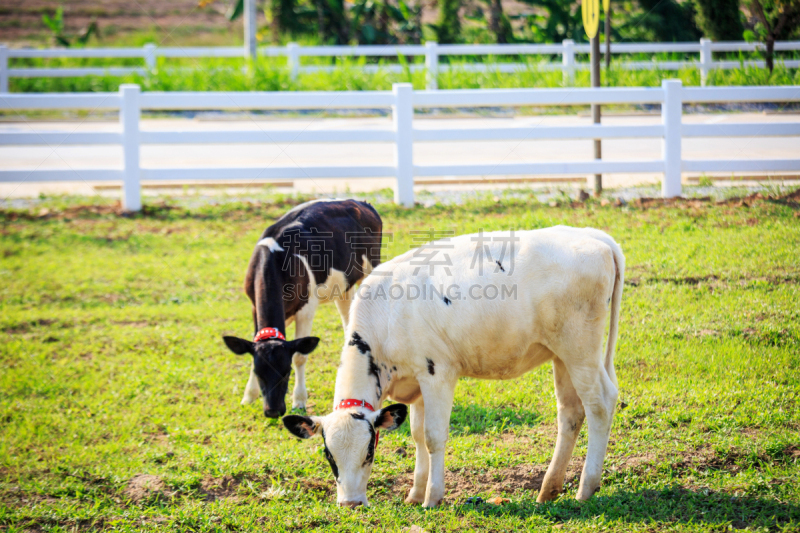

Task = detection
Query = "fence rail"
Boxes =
[2,39,800,91]
[1,81,799,210]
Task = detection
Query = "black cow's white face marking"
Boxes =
[283,403,408,507]
[222,335,319,418]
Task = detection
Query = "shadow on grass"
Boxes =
[460,486,800,529]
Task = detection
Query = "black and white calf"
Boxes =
[284,226,624,507]
[223,199,382,418]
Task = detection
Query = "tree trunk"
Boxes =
[436,0,461,44]
[317,0,325,42]
[379,6,390,45]
[605,5,611,70]
[765,34,774,73]
[489,0,507,44]
[413,1,422,44]
[271,2,281,43]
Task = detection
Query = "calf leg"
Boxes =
[334,288,354,330]
[418,374,457,508]
[241,366,261,405]
[405,397,429,505]
[241,306,262,405]
[565,357,618,501]
[538,357,586,502]
[291,298,319,410]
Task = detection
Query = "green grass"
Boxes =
[1,194,799,531]
[8,53,800,93]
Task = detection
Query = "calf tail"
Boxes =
[605,240,625,384]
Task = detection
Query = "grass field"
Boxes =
[1,193,799,532]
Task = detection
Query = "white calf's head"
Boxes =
[283,404,407,507]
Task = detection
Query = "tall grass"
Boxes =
[8,54,800,93]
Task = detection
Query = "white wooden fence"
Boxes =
[2,39,800,91]
[1,81,799,211]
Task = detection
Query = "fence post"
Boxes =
[120,84,142,212]
[393,83,414,207]
[144,43,157,70]
[243,0,257,59]
[425,41,439,91]
[699,38,712,87]
[661,79,682,198]
[0,45,8,93]
[287,42,300,81]
[562,39,575,85]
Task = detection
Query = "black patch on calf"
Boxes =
[443,296,452,306]
[349,332,371,354]
[321,430,339,481]
[367,354,382,398]
[363,424,376,466]
[350,412,366,421]
[496,260,505,272]
[426,358,435,375]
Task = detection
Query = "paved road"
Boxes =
[1,112,799,200]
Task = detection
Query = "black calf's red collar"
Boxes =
[254,328,285,343]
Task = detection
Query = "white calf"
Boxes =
[284,226,624,507]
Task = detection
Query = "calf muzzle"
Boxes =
[264,407,286,418]
[338,500,364,508]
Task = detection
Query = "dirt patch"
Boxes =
[641,274,799,288]
[631,196,713,210]
[3,318,58,334]
[111,320,153,327]
[612,443,800,479]
[718,189,800,209]
[199,475,240,502]
[0,201,181,221]
[0,196,313,223]
[384,463,569,503]
[0,0,233,43]
[606,189,800,211]
[695,329,719,337]
[290,478,336,497]
[124,474,170,503]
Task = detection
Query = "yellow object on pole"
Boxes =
[582,0,600,39]
[602,0,609,12]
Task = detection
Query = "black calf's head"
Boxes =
[223,335,320,418]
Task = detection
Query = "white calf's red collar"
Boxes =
[335,399,380,446]
[254,327,285,343]
[335,399,375,412]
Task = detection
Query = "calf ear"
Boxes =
[283,415,322,439]
[223,336,254,355]
[372,403,408,432]
[291,336,320,355]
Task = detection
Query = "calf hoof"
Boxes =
[422,498,442,508]
[536,488,562,503]
[241,396,258,406]
[292,399,307,410]
[404,494,424,505]
[575,485,600,501]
